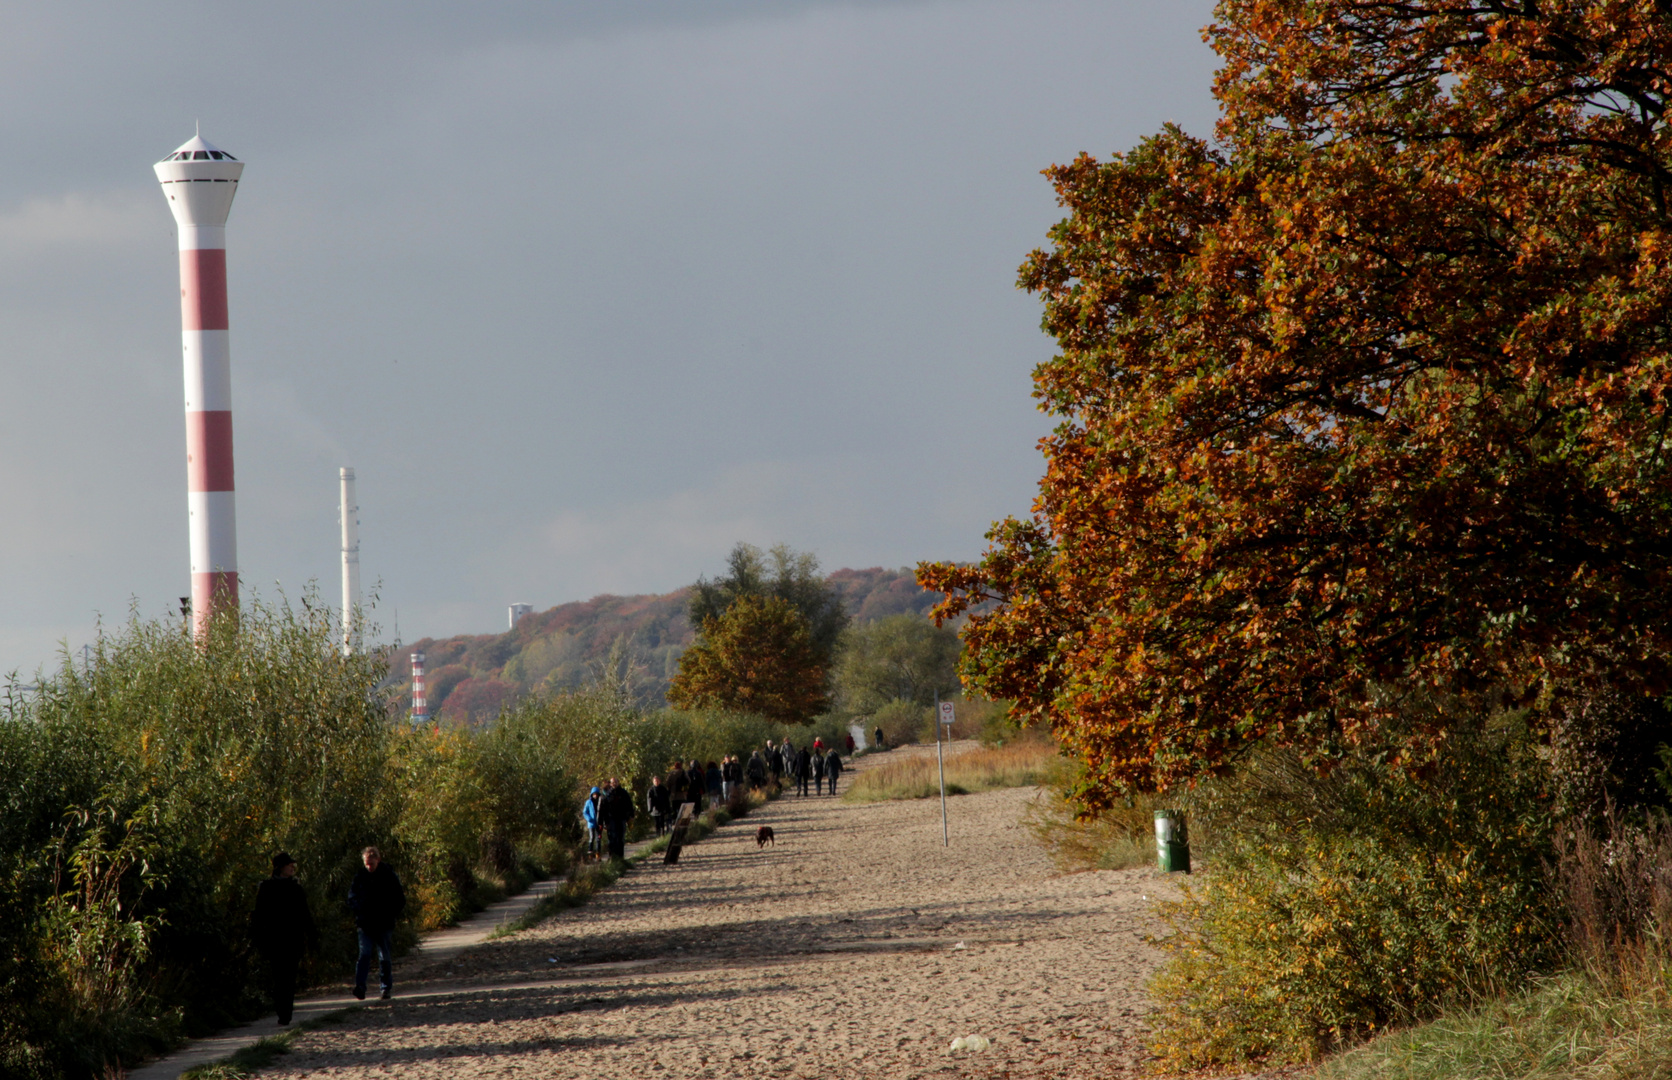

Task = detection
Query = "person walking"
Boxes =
[706,760,723,805]
[813,747,827,795]
[682,760,702,812]
[746,749,767,789]
[602,777,636,859]
[251,851,314,1025]
[668,762,689,808]
[647,774,671,836]
[845,731,856,755]
[765,741,781,784]
[582,785,604,861]
[795,745,812,797]
[874,725,886,750]
[826,750,843,795]
[348,846,405,1001]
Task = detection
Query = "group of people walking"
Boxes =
[756,737,844,797]
[582,778,639,860]
[246,729,860,1025]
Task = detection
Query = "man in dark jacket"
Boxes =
[602,777,636,859]
[251,851,314,1025]
[746,749,767,789]
[795,746,812,797]
[646,775,672,836]
[348,846,405,1000]
[826,751,844,796]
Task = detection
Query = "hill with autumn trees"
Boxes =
[389,566,940,723]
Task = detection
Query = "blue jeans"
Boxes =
[355,928,393,994]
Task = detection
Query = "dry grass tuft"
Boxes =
[842,741,1059,803]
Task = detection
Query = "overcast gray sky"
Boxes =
[0,0,1219,675]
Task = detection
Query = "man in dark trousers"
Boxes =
[348,845,405,1000]
[795,745,812,797]
[646,774,672,836]
[602,777,637,859]
[826,750,844,795]
[251,851,314,1025]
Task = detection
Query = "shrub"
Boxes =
[1149,719,1560,1069]
[1024,760,1158,872]
[0,600,832,1079]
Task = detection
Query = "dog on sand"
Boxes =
[756,825,775,848]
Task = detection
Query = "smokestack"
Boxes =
[155,133,244,638]
[411,651,428,723]
[340,467,360,653]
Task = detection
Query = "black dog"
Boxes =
[756,825,775,848]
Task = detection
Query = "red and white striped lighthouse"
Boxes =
[411,651,429,722]
[155,134,244,637]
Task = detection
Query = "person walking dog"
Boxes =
[251,852,314,1025]
[348,846,405,1001]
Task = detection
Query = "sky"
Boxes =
[0,0,1220,676]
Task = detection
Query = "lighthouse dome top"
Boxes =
[160,134,238,164]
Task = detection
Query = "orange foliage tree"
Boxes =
[921,0,1672,811]
[668,596,829,724]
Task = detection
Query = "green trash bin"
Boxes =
[1154,809,1191,873]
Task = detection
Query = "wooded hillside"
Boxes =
[389,566,938,722]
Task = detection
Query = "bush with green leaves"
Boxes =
[1150,717,1560,1070]
[0,597,834,1079]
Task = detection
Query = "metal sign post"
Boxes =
[937,697,955,846]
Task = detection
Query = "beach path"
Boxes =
[252,745,1171,1079]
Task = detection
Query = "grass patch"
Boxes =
[842,740,1059,803]
[1023,787,1159,872]
[178,1006,352,1080]
[495,858,628,936]
[1316,971,1672,1080]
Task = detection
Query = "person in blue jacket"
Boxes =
[582,786,604,861]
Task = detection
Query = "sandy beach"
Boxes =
[256,745,1176,1078]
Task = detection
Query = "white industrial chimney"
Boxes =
[340,467,360,653]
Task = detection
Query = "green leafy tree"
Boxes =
[834,614,962,716]
[668,596,829,723]
[690,543,848,668]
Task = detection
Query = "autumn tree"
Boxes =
[667,596,829,723]
[921,1,1672,812]
[690,543,848,668]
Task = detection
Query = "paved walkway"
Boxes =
[127,842,654,1080]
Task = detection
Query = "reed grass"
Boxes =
[841,741,1058,803]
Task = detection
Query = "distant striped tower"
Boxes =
[155,133,244,637]
[411,651,429,723]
